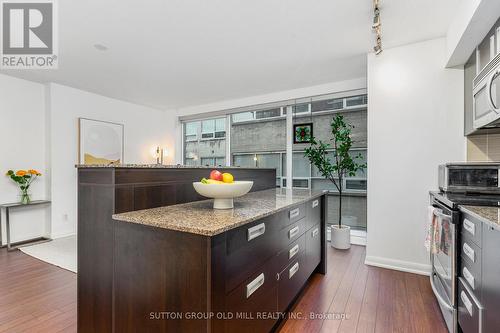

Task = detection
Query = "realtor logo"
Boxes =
[1,0,58,69]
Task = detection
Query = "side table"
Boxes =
[0,200,51,251]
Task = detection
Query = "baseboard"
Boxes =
[364,255,431,276]
[350,235,367,246]
[51,232,76,240]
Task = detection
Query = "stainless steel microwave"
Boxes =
[439,163,500,193]
[473,53,500,129]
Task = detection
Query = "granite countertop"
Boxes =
[112,188,326,236]
[75,164,273,169]
[460,205,500,230]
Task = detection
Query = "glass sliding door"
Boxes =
[180,93,368,235]
[230,108,286,187]
[290,94,368,232]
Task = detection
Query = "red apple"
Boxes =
[210,170,223,181]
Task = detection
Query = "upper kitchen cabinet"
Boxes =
[464,53,477,136]
[465,16,500,135]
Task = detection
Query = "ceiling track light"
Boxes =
[374,37,383,55]
[372,0,382,55]
[372,8,380,29]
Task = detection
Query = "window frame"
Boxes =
[180,93,367,193]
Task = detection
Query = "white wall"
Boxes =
[0,74,49,243]
[47,83,175,238]
[366,38,465,275]
[446,0,500,67]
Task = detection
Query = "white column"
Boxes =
[225,115,231,166]
[286,106,293,189]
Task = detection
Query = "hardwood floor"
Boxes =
[0,245,446,333]
[0,247,76,333]
[277,245,447,333]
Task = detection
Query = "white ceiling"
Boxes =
[2,0,459,110]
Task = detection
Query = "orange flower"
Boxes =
[16,170,27,176]
[28,169,41,175]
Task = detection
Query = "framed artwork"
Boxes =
[293,123,313,144]
[78,118,124,165]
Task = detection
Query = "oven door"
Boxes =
[430,205,457,333]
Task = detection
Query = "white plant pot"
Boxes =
[330,225,351,250]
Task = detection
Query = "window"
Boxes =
[312,98,343,112]
[291,103,310,115]
[233,154,255,168]
[231,107,286,186]
[200,157,226,167]
[257,153,282,187]
[255,108,281,119]
[183,117,226,167]
[346,95,368,107]
[201,118,226,139]
[231,107,286,123]
[311,94,367,113]
[232,112,254,123]
[181,92,367,231]
[185,122,199,141]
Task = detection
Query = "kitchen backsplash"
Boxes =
[467,133,500,161]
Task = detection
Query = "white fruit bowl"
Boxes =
[193,181,254,209]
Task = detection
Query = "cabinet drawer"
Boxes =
[305,224,321,276]
[306,197,321,230]
[275,232,305,274]
[225,212,283,292]
[225,257,278,333]
[461,235,482,280]
[280,216,307,249]
[458,278,484,333]
[461,212,482,248]
[277,253,308,312]
[285,203,306,227]
[460,257,481,296]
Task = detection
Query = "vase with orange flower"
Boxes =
[5,169,42,204]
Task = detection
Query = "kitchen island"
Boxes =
[111,188,327,333]
[77,165,277,333]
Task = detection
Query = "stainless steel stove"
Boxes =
[430,163,500,333]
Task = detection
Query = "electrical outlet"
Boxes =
[63,214,68,221]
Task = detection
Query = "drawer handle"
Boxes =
[312,227,319,238]
[290,208,300,219]
[247,223,265,241]
[289,262,299,279]
[463,219,475,236]
[460,291,473,316]
[289,244,300,259]
[289,226,300,239]
[463,267,475,289]
[246,273,265,298]
[312,200,319,208]
[463,243,475,263]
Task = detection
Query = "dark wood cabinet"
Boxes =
[77,166,276,333]
[277,253,308,312]
[109,195,327,333]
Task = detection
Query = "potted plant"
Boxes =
[304,115,366,249]
[5,169,42,204]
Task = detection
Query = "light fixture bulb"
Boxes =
[372,9,380,29]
